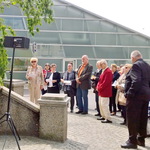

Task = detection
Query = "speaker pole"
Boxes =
[0,39,21,150]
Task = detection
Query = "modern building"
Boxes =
[1,0,150,80]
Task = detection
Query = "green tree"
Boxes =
[0,0,53,85]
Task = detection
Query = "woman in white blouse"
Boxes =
[46,63,61,93]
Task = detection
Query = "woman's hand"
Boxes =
[52,80,57,83]
[116,85,121,89]
[28,76,32,80]
[40,85,43,90]
[61,79,64,83]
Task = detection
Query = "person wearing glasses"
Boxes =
[26,57,44,104]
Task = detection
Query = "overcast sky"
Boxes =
[65,0,150,37]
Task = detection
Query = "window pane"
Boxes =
[64,46,94,58]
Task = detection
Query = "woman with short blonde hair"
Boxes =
[26,57,44,104]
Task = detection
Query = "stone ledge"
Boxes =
[3,79,26,87]
[38,98,70,106]
[41,93,68,100]
[0,86,39,113]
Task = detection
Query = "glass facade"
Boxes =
[1,0,150,80]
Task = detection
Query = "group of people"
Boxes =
[26,50,150,149]
[26,60,61,104]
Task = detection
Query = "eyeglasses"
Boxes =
[31,61,36,63]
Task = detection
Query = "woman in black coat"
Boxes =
[109,64,120,115]
[46,63,61,93]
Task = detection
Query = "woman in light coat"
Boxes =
[26,57,44,104]
[116,64,132,125]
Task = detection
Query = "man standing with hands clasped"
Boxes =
[121,50,150,149]
[76,55,93,115]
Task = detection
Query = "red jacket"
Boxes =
[97,67,113,97]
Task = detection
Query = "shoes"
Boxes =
[81,112,88,115]
[101,120,112,123]
[137,140,145,147]
[117,109,121,112]
[121,142,137,149]
[95,113,100,116]
[76,111,83,114]
[97,117,105,120]
[70,110,73,113]
[120,122,126,125]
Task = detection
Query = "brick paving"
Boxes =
[0,89,150,150]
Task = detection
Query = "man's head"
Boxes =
[82,55,89,65]
[99,59,108,69]
[131,50,142,63]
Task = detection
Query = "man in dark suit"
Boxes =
[121,50,150,149]
[91,60,102,116]
[76,55,93,115]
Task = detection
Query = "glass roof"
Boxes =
[1,0,150,80]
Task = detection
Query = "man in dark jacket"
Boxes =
[91,60,102,116]
[121,50,150,149]
[76,55,93,115]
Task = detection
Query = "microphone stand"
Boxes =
[0,40,21,150]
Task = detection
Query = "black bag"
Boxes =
[91,81,96,88]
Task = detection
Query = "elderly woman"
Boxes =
[116,64,132,125]
[26,57,44,104]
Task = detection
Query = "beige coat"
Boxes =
[26,65,44,104]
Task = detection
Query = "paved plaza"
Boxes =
[0,89,150,150]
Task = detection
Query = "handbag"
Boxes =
[118,92,126,106]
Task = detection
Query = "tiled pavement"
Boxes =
[0,89,150,150]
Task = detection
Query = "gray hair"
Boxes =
[82,55,89,60]
[99,59,107,65]
[131,50,142,58]
[51,63,57,68]
[96,60,101,65]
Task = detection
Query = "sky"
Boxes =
[65,0,150,37]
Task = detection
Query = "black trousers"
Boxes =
[41,89,47,95]
[64,90,75,111]
[126,98,149,144]
[95,92,101,115]
[120,105,126,122]
[47,87,60,93]
[109,88,117,113]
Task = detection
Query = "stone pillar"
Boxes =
[3,79,26,96]
[38,93,70,142]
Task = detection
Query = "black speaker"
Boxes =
[4,36,30,49]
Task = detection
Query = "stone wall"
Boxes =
[0,86,39,136]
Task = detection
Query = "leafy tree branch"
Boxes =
[0,0,54,85]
